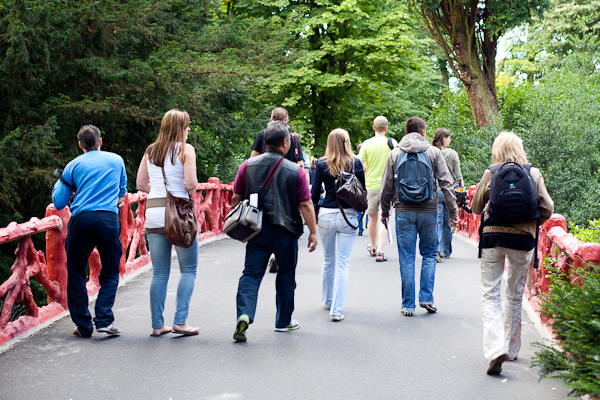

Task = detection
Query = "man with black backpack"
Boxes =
[471,131,553,376]
[380,117,457,317]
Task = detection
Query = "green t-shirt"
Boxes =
[358,135,397,190]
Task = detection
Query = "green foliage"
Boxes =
[426,88,501,186]
[533,261,600,397]
[234,0,444,153]
[568,220,600,243]
[511,51,600,226]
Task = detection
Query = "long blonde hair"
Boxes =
[323,129,355,177]
[491,131,529,165]
[146,109,190,167]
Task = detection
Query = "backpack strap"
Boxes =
[387,137,394,150]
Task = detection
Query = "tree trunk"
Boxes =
[454,30,499,127]
[438,58,449,87]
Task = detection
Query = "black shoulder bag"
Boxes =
[335,160,368,229]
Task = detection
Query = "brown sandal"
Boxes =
[376,252,387,262]
[367,245,377,257]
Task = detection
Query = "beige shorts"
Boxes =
[366,190,381,215]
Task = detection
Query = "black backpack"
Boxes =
[479,161,542,267]
[487,161,540,225]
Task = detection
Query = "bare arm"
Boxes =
[181,143,199,194]
[136,153,151,193]
[299,200,318,252]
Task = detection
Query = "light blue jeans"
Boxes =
[147,233,198,329]
[395,212,438,313]
[437,190,453,258]
[318,210,358,316]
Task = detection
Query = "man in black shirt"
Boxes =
[251,107,305,166]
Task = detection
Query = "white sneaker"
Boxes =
[331,315,345,322]
[274,319,299,332]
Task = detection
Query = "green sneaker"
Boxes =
[233,314,250,342]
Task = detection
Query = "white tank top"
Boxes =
[145,143,190,229]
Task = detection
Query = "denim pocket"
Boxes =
[339,214,358,233]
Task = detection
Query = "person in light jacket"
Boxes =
[471,131,554,375]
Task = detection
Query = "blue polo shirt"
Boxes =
[52,150,127,216]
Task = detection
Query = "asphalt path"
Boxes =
[0,224,570,399]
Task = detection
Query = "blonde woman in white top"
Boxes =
[136,109,199,337]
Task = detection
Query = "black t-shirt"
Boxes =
[251,129,304,163]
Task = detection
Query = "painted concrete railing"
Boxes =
[0,178,232,347]
[456,185,600,331]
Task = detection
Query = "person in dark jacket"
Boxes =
[231,121,318,342]
[311,129,366,321]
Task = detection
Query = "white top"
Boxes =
[146,143,190,229]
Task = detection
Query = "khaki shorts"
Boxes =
[366,190,381,215]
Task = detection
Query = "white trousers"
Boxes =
[480,246,533,361]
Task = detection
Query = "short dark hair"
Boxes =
[77,125,102,150]
[264,121,290,148]
[404,117,426,135]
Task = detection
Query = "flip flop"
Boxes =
[376,252,387,262]
[150,326,172,337]
[172,325,199,336]
[367,245,377,257]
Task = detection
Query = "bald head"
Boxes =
[373,116,388,134]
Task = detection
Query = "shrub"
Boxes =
[569,219,600,243]
[533,261,600,397]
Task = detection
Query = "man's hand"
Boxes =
[450,216,459,227]
[307,232,318,252]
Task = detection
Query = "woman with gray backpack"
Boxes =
[471,131,554,375]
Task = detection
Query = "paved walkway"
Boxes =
[0,229,569,399]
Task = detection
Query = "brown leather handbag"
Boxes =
[161,167,198,248]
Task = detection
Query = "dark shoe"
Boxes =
[487,354,509,375]
[375,252,387,262]
[233,315,249,342]
[73,327,91,338]
[358,231,363,236]
[274,319,299,332]
[268,256,278,273]
[420,303,437,313]
[96,324,121,335]
[367,245,376,257]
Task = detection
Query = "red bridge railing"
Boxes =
[456,185,600,333]
[0,178,232,347]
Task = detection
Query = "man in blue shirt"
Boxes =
[52,125,127,337]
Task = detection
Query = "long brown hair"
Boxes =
[146,109,190,167]
[432,128,451,149]
[323,129,354,177]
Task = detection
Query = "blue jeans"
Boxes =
[236,223,298,328]
[147,233,198,329]
[66,211,122,336]
[318,211,359,316]
[395,212,438,312]
[437,190,453,258]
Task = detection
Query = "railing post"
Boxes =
[208,177,221,233]
[44,205,70,308]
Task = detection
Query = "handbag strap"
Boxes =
[160,165,193,201]
[256,156,285,202]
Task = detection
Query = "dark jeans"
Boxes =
[66,211,122,336]
[236,223,298,328]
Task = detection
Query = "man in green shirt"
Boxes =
[358,116,397,262]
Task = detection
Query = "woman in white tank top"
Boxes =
[136,109,200,337]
